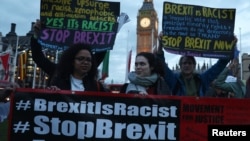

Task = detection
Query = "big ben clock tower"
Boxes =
[137,0,158,54]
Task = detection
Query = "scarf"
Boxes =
[126,72,158,94]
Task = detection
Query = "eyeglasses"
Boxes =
[74,56,92,63]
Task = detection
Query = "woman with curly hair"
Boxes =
[48,43,106,92]
[31,20,106,86]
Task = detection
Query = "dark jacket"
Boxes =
[157,53,230,96]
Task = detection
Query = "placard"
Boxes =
[38,0,120,51]
[162,2,236,58]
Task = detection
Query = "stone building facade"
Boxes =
[0,23,56,88]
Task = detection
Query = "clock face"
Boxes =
[140,17,151,28]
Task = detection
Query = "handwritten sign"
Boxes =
[162,2,236,58]
[8,89,250,140]
[39,0,120,51]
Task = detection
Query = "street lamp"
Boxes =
[11,36,19,83]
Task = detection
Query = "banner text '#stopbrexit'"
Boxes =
[30,99,179,140]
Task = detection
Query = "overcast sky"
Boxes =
[1,0,250,84]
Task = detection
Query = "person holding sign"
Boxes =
[47,43,106,92]
[31,20,107,86]
[120,52,171,95]
[155,32,234,97]
[212,59,245,98]
[245,64,250,98]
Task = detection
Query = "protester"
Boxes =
[44,42,106,91]
[205,80,230,98]
[245,64,250,98]
[212,59,245,98]
[155,32,233,96]
[120,52,171,95]
[30,20,107,85]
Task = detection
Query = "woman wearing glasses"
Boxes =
[48,43,106,92]
[30,20,107,88]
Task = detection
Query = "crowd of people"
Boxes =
[28,21,250,98]
[1,21,250,125]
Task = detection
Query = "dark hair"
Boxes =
[55,43,97,79]
[136,52,165,76]
[179,55,196,66]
